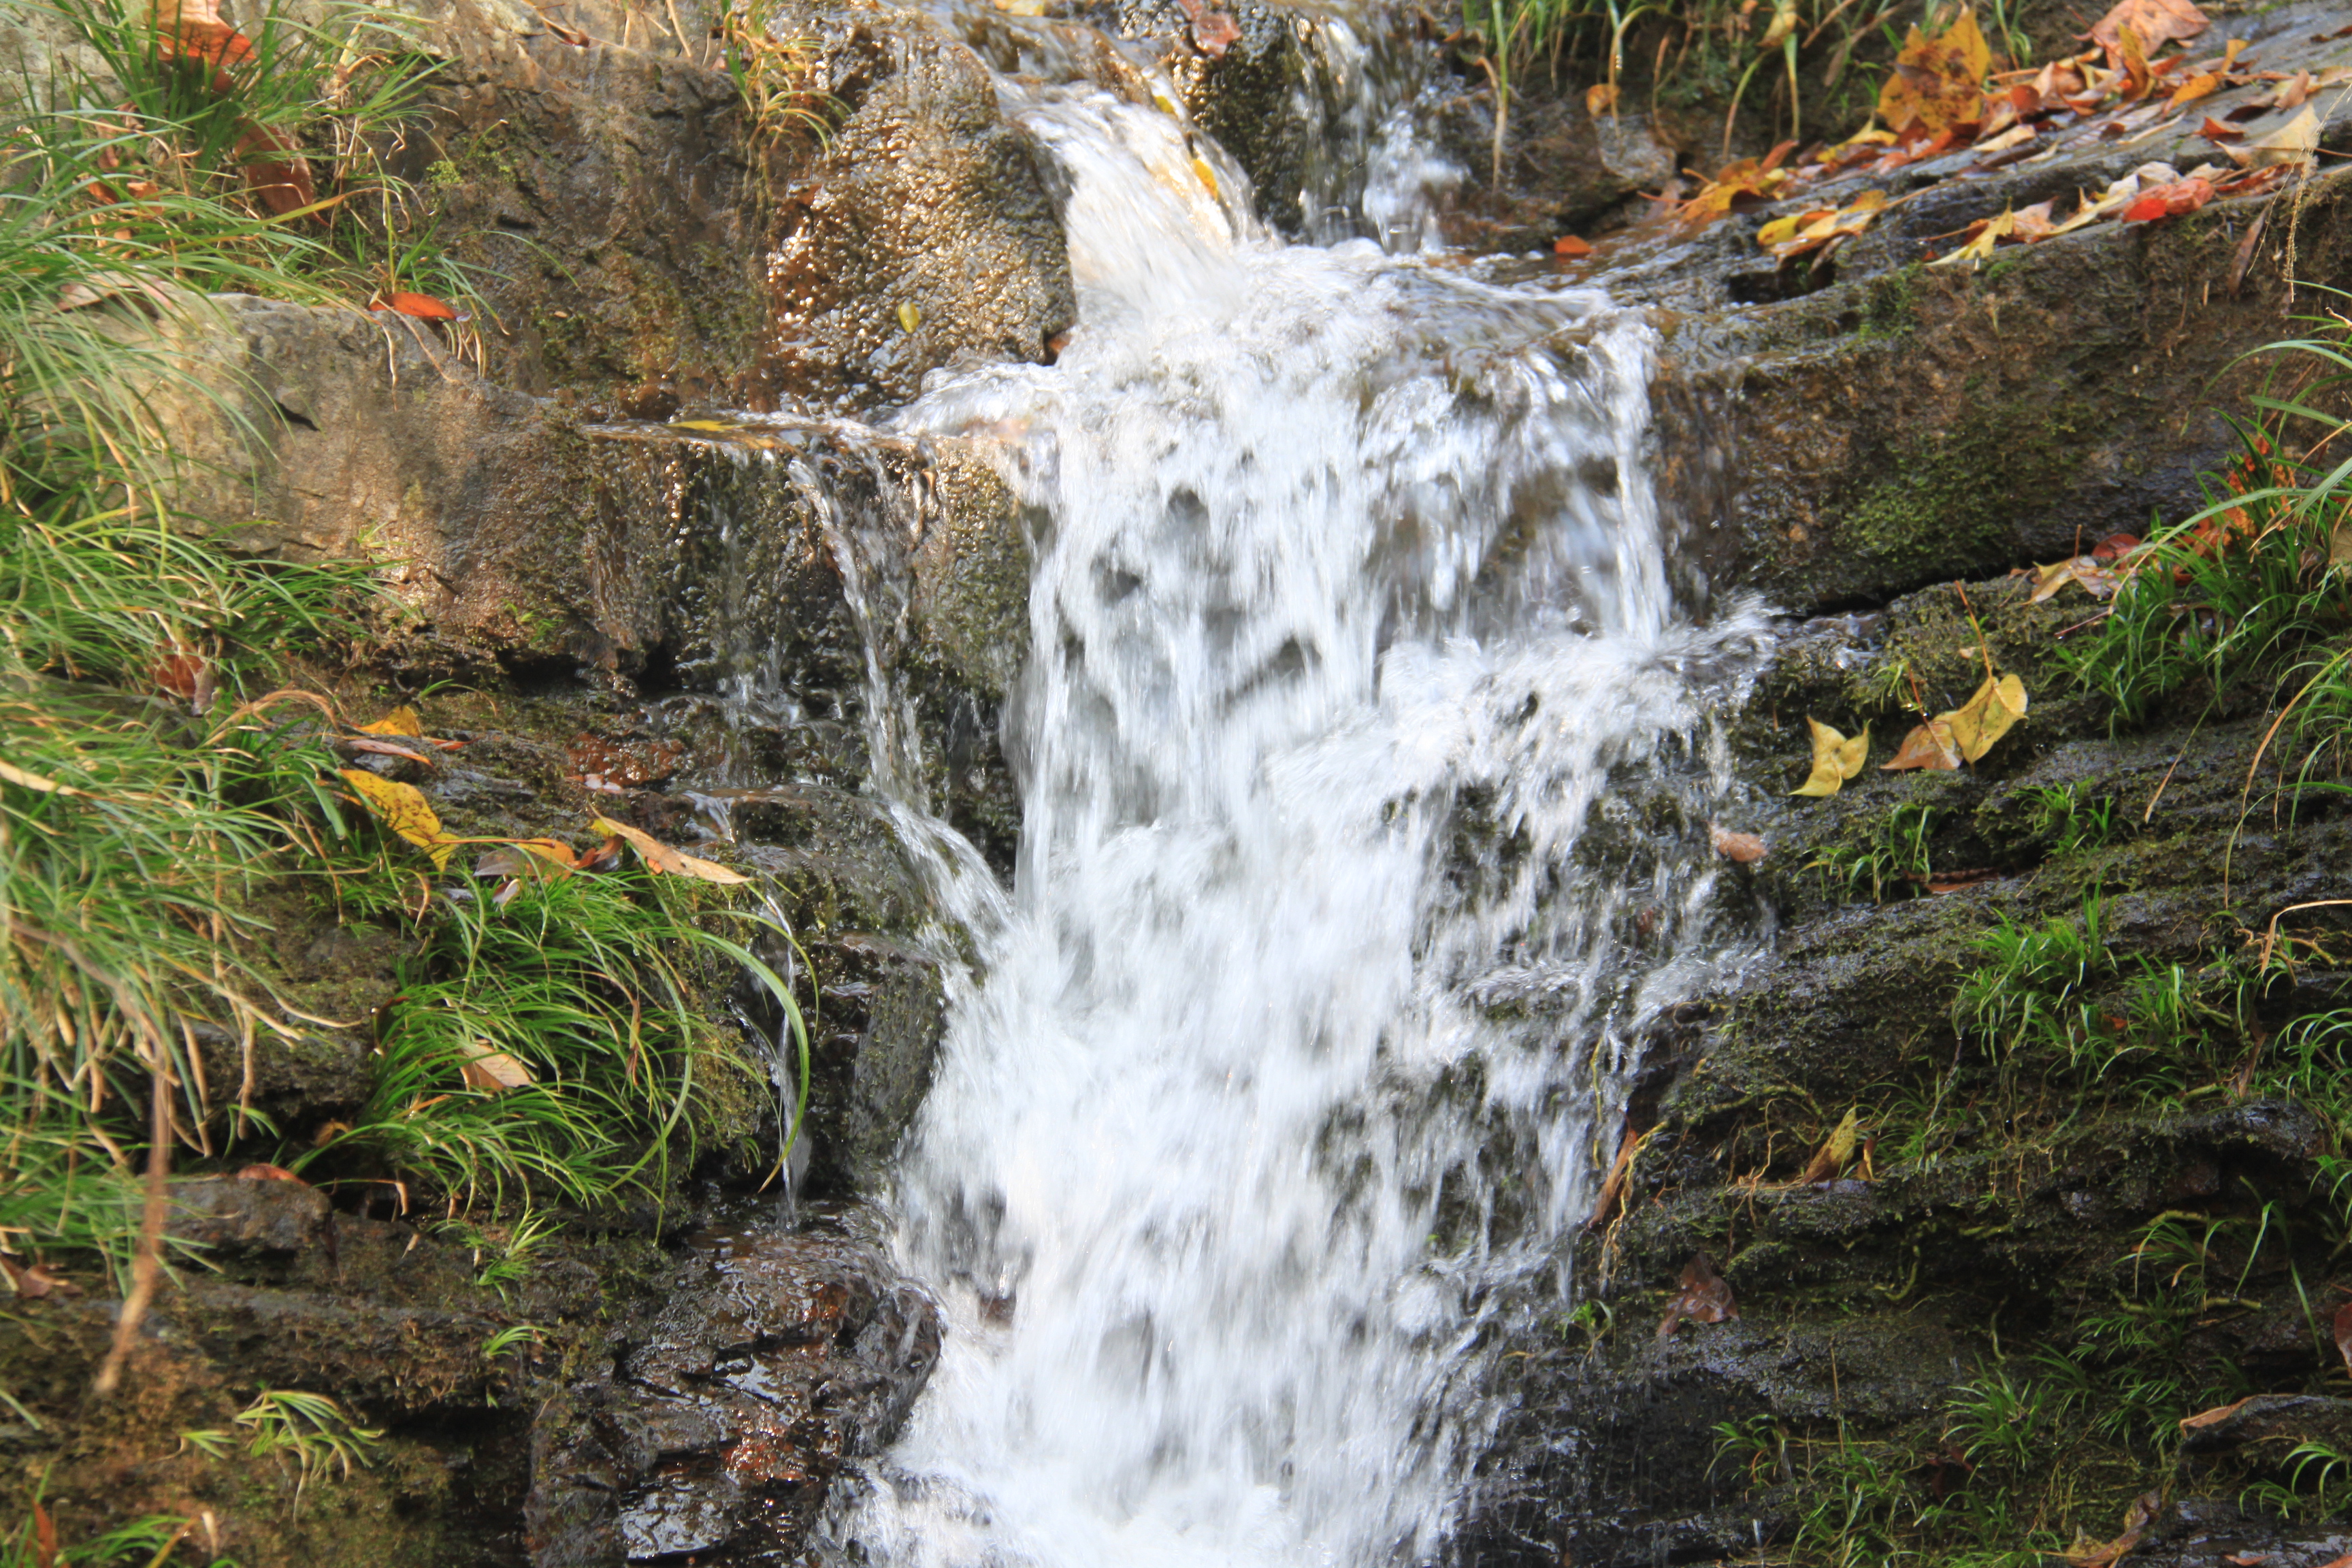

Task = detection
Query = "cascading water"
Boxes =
[813,20,1771,1565]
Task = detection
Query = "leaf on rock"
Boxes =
[896,301,921,333]
[2168,70,2221,109]
[1793,716,1869,796]
[2085,0,2207,61]
[1173,0,1239,56]
[2238,105,2319,169]
[1878,7,1992,135]
[1793,1107,1861,1184]
[341,768,456,869]
[2029,555,2121,600]
[1944,673,2028,763]
[2178,1396,2255,1431]
[1586,82,1620,116]
[1930,206,2016,267]
[374,292,458,320]
[359,706,424,736]
[2123,175,2214,220]
[1554,233,1594,257]
[1883,718,1963,772]
[1678,157,1794,229]
[2198,114,2246,142]
[1757,189,1886,260]
[1656,1251,1737,1340]
[591,815,751,884]
[1710,823,1768,863]
[235,1163,306,1182]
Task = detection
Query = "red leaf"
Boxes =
[1554,234,1594,257]
[31,1502,54,1568]
[2198,115,2246,142]
[235,1163,306,1183]
[1173,0,1239,56]
[2091,531,2142,561]
[2122,176,2213,222]
[372,291,459,320]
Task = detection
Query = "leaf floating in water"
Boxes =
[1792,715,1869,797]
[1710,823,1767,863]
[897,301,921,333]
[1656,1251,1737,1340]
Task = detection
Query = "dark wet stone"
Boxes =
[167,1175,331,1254]
[525,1207,939,1567]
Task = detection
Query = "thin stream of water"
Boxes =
[802,25,1772,1565]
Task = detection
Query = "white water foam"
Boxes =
[825,75,1769,1568]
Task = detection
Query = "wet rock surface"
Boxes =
[525,1205,940,1566]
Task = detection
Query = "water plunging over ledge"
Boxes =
[805,26,1774,1567]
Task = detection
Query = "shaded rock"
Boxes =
[2178,1394,2352,1463]
[800,932,947,1196]
[525,1207,939,1566]
[167,1176,331,1255]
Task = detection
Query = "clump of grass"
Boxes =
[1807,800,1934,902]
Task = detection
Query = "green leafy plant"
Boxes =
[179,1388,381,1509]
[1808,801,1935,902]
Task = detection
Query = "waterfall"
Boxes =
[817,35,1773,1568]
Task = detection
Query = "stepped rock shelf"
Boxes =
[4,0,2352,1561]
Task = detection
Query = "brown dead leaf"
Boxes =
[1878,7,1992,133]
[2334,1298,2352,1374]
[234,1163,306,1182]
[591,815,751,884]
[2086,0,2207,61]
[2237,104,2319,169]
[2198,114,2245,142]
[0,1255,80,1300]
[32,1502,54,1568]
[2062,1490,2163,1568]
[340,768,457,870]
[1882,718,1963,772]
[1584,1124,1644,1230]
[1793,716,1870,797]
[1586,82,1620,116]
[2030,555,2121,601]
[1656,1251,1737,1339]
[340,736,434,767]
[1710,823,1768,864]
[233,121,315,218]
[2179,1396,2255,1431]
[1926,867,2002,894]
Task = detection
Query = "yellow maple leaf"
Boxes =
[1793,717,1871,797]
[1877,7,1991,133]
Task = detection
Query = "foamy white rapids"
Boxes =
[826,82,1769,1568]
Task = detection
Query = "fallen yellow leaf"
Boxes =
[896,301,921,333]
[1793,717,1870,797]
[1942,673,2028,763]
[1882,718,1962,772]
[357,706,423,737]
[457,1042,534,1092]
[1585,82,1620,116]
[341,768,456,869]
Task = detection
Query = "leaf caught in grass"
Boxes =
[2061,1490,2163,1568]
[1944,673,2028,762]
[1882,718,1963,772]
[1793,716,1869,797]
[457,1043,534,1093]
[1710,823,1767,863]
[0,759,82,796]
[1656,1251,1737,1339]
[1585,82,1620,116]
[340,769,457,870]
[590,815,751,884]
[2334,1298,2352,1375]
[1877,7,1991,135]
[233,121,316,218]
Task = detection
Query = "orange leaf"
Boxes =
[372,292,460,320]
[32,1501,55,1568]
[359,706,423,736]
[2085,0,2208,61]
[589,815,751,884]
[1877,7,1992,135]
[235,1163,306,1182]
[233,121,316,218]
[1553,234,1594,257]
[2122,176,2213,220]
[2198,115,2244,142]
[1882,719,1963,772]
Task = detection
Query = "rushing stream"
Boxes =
[812,10,1774,1563]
